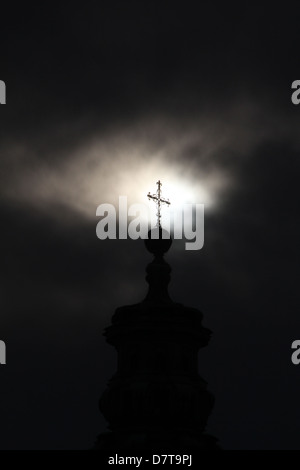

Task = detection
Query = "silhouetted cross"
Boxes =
[147,180,171,228]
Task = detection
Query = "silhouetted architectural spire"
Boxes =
[94,229,218,450]
[144,228,172,302]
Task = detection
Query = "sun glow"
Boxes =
[4,129,230,225]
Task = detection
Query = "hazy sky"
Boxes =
[1,3,300,449]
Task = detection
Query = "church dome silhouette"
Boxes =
[94,183,219,451]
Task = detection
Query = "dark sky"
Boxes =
[0,3,300,449]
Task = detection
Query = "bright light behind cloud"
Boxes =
[56,141,227,222]
[1,120,231,225]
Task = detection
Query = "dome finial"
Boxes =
[146,180,172,257]
[144,227,172,257]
